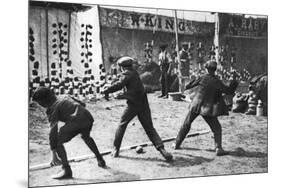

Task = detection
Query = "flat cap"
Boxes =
[204,60,217,69]
[117,56,134,67]
[32,87,54,102]
[181,42,189,46]
[159,43,168,49]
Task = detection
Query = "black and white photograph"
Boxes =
[27,0,268,187]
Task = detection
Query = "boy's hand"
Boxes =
[101,90,110,100]
[50,157,62,166]
[50,150,62,166]
[104,93,109,101]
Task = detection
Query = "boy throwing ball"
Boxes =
[32,87,106,179]
[103,56,173,161]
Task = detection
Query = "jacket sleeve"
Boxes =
[47,105,60,124]
[185,77,201,90]
[49,123,58,150]
[166,52,173,63]
[179,51,187,63]
[105,72,130,94]
[218,80,239,95]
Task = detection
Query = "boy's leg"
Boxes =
[159,72,165,97]
[137,102,173,161]
[174,110,198,149]
[52,123,79,179]
[53,144,72,179]
[137,107,164,150]
[113,106,137,157]
[81,129,106,168]
[202,116,228,156]
[164,72,168,98]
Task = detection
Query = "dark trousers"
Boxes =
[160,71,168,97]
[49,119,103,167]
[113,95,164,150]
[175,110,223,149]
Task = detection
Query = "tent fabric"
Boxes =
[47,8,69,80]
[29,7,47,79]
[28,5,103,82]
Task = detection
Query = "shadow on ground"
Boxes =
[69,166,140,184]
[179,147,267,158]
[160,155,214,168]
[119,155,165,163]
[120,154,213,168]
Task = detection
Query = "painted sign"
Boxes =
[99,7,214,36]
[219,13,267,38]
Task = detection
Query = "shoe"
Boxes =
[245,110,255,115]
[111,148,119,158]
[52,166,73,180]
[97,158,106,168]
[159,148,173,161]
[163,95,169,99]
[158,95,165,98]
[215,148,229,156]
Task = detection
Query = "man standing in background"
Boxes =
[158,44,172,98]
[179,42,190,77]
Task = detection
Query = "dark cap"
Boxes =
[159,43,168,49]
[117,56,134,67]
[181,42,189,46]
[32,87,55,102]
[204,60,217,70]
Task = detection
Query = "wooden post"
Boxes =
[45,7,50,79]
[67,10,71,60]
[174,10,183,93]
[214,12,220,69]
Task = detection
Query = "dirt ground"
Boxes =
[28,92,268,187]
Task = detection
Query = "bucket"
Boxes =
[169,92,185,101]
[256,100,263,116]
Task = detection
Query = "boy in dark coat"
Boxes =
[174,60,238,156]
[32,87,106,179]
[103,56,173,161]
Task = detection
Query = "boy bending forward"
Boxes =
[32,87,106,179]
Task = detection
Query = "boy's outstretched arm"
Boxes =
[185,77,201,90]
[104,72,130,94]
[49,122,62,166]
[219,80,239,95]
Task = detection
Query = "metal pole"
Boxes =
[174,10,183,93]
